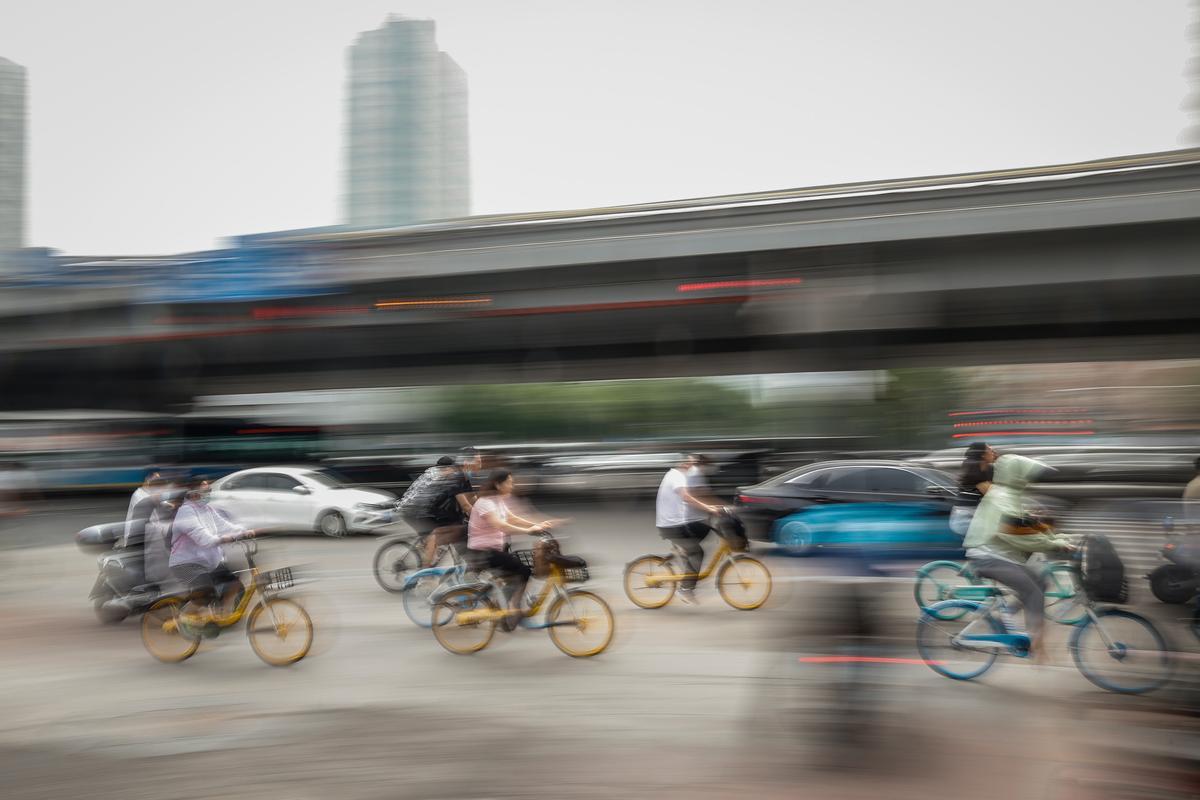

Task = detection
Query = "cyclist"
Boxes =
[950,442,996,536]
[420,450,480,567]
[656,454,727,605]
[169,478,255,630]
[398,458,452,539]
[962,454,1076,661]
[466,468,553,629]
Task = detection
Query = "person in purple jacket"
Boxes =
[170,477,255,629]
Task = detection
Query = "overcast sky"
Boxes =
[1,0,1191,255]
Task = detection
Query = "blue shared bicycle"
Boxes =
[915,577,1173,695]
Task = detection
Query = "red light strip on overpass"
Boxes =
[952,419,1093,428]
[376,298,493,309]
[948,408,1087,416]
[470,294,750,318]
[677,278,802,292]
[952,430,1096,438]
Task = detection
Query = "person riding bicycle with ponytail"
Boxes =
[466,469,555,629]
[962,454,1076,661]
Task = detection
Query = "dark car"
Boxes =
[912,447,1195,500]
[734,460,960,541]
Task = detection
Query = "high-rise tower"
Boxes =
[344,16,470,228]
[0,57,27,250]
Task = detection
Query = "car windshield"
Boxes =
[913,468,956,490]
[305,470,348,489]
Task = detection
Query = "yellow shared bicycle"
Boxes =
[141,539,313,667]
[430,533,615,658]
[624,528,772,610]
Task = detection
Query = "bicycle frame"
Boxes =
[645,540,733,585]
[452,564,581,629]
[402,547,469,592]
[176,544,288,630]
[948,591,1032,654]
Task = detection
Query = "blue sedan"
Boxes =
[772,502,965,560]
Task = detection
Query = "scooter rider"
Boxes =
[120,472,169,550]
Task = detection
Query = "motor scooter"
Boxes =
[76,520,163,623]
[1148,517,1200,604]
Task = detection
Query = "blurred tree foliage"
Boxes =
[433,379,761,441]
[875,368,966,449]
[431,369,964,447]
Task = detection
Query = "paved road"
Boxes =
[1,499,1196,799]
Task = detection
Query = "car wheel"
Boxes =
[778,521,815,556]
[318,510,349,538]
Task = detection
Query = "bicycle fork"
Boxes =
[1081,606,1121,654]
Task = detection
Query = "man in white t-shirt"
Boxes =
[656,454,725,604]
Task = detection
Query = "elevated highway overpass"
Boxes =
[3,149,1200,409]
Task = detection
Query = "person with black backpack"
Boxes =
[962,454,1077,662]
[420,451,481,567]
[398,457,455,536]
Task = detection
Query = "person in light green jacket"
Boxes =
[963,454,1077,659]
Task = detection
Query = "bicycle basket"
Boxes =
[560,563,590,583]
[717,514,748,552]
[514,548,547,578]
[1079,534,1128,604]
[258,567,295,593]
[515,547,587,581]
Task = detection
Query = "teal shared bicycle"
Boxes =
[914,557,1085,625]
[915,578,1173,695]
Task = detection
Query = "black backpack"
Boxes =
[716,513,748,552]
[398,467,444,516]
[1080,534,1127,604]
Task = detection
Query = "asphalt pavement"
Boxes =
[1,497,1196,799]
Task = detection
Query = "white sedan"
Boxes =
[209,466,398,537]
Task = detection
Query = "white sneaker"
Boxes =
[678,589,697,606]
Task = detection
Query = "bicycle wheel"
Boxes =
[141,597,200,663]
[247,598,314,666]
[431,587,497,655]
[913,561,973,619]
[1043,563,1086,626]
[716,555,772,610]
[916,601,1002,681]
[546,589,615,657]
[623,555,677,609]
[402,572,445,628]
[373,538,422,593]
[1070,609,1172,694]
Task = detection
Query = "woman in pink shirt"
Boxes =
[467,469,551,627]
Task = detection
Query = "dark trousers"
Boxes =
[469,547,533,603]
[173,563,239,606]
[658,521,711,591]
[403,515,438,538]
[969,555,1044,638]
